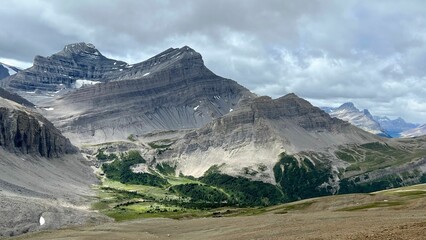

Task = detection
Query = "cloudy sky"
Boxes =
[1,0,426,123]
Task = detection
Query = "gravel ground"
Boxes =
[10,209,426,240]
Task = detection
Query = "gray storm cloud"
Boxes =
[1,0,426,123]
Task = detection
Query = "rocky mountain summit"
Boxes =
[1,42,127,91]
[37,44,255,144]
[322,102,389,137]
[159,94,379,181]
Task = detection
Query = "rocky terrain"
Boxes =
[158,94,380,181]
[322,102,389,137]
[0,90,106,237]
[0,96,75,157]
[374,116,419,137]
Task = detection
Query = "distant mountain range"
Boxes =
[400,124,426,138]
[321,102,390,137]
[374,116,420,137]
[322,102,420,138]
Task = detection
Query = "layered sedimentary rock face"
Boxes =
[1,43,127,91]
[0,96,75,157]
[42,46,255,144]
[160,94,380,180]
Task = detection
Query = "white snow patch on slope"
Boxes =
[74,79,101,89]
[143,72,150,76]
[193,105,200,111]
[39,216,45,226]
[2,64,17,75]
[43,107,54,111]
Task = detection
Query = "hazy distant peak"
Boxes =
[337,102,358,111]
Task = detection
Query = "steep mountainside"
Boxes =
[41,45,254,145]
[0,62,20,80]
[0,93,103,237]
[0,43,127,91]
[401,124,426,138]
[0,87,34,107]
[159,94,380,181]
[322,102,389,137]
[374,116,419,137]
[0,98,75,157]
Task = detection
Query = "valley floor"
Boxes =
[11,184,426,240]
[10,209,426,240]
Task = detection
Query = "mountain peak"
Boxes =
[146,45,202,62]
[180,45,196,52]
[363,109,373,118]
[337,102,358,111]
[60,42,102,56]
[282,92,299,98]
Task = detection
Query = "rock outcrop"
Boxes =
[0,95,102,237]
[0,96,75,157]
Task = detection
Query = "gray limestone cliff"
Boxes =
[0,94,75,157]
[1,43,127,91]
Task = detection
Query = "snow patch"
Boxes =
[193,105,200,111]
[73,79,101,89]
[43,107,54,111]
[2,64,17,75]
[39,216,45,226]
[230,108,233,112]
[143,72,150,77]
